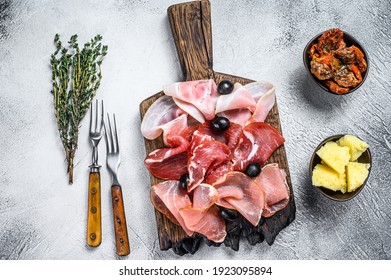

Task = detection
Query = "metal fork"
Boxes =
[87,100,104,247]
[104,113,130,256]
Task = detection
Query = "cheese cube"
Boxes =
[312,164,347,193]
[346,162,370,192]
[316,141,350,174]
[337,135,369,161]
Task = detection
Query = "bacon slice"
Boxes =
[215,83,256,114]
[187,131,232,191]
[163,79,218,121]
[150,180,193,236]
[144,135,189,180]
[254,163,290,217]
[141,95,187,142]
[233,122,285,171]
[213,172,265,226]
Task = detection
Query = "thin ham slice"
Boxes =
[150,180,193,236]
[187,131,232,191]
[254,163,290,217]
[163,79,218,121]
[141,95,187,143]
[215,83,256,114]
[247,88,276,124]
[205,161,233,185]
[172,97,205,123]
[195,122,243,152]
[217,109,252,127]
[244,81,275,101]
[144,135,189,180]
[180,184,218,227]
[233,122,285,171]
[213,172,265,226]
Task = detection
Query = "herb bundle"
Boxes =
[50,34,108,184]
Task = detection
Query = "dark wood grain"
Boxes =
[111,185,130,256]
[140,0,296,255]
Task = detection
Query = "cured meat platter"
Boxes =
[140,0,296,255]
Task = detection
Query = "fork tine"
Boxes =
[113,114,119,153]
[90,99,94,133]
[107,113,114,153]
[94,99,98,132]
[99,100,104,132]
[104,113,111,153]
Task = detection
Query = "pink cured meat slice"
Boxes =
[213,172,265,226]
[195,122,243,152]
[180,184,226,243]
[187,131,232,192]
[163,79,218,121]
[179,184,217,227]
[141,95,187,143]
[246,88,276,124]
[233,122,285,171]
[144,135,189,180]
[244,81,275,102]
[205,161,233,185]
[215,83,256,114]
[217,109,252,127]
[150,180,193,236]
[254,163,290,217]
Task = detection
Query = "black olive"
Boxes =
[218,80,234,95]
[220,208,238,222]
[245,162,261,177]
[210,116,230,132]
[179,173,189,190]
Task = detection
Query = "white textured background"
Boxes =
[0,0,390,260]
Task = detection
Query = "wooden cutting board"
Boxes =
[139,0,296,255]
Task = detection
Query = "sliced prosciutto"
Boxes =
[150,180,193,236]
[254,163,290,217]
[187,131,232,191]
[233,122,285,171]
[195,122,243,152]
[163,79,218,121]
[141,95,187,143]
[180,184,226,242]
[244,81,275,102]
[213,172,265,226]
[217,109,252,127]
[215,83,256,114]
[247,87,276,124]
[144,135,189,180]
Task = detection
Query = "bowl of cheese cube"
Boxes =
[310,134,371,201]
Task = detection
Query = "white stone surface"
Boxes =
[0,0,390,259]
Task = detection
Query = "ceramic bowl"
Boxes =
[303,30,369,95]
[309,134,372,201]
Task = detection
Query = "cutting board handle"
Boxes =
[168,0,214,81]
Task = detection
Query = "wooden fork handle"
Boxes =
[87,172,102,247]
[111,185,130,256]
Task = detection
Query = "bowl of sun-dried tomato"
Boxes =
[303,28,369,95]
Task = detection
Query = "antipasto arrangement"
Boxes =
[141,79,290,243]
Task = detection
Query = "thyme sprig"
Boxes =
[51,34,108,184]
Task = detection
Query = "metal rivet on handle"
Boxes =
[91,206,97,213]
[120,238,124,244]
[91,187,97,195]
[117,218,121,224]
[90,233,96,240]
[114,196,119,202]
